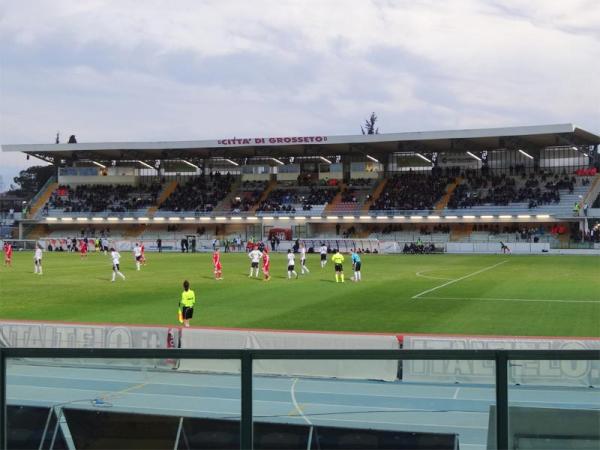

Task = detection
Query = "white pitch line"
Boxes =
[290,378,312,425]
[412,260,509,299]
[415,270,453,281]
[418,296,600,304]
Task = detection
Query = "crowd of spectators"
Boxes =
[257,186,338,213]
[230,181,268,212]
[448,169,580,209]
[370,169,452,211]
[48,183,162,213]
[160,173,234,212]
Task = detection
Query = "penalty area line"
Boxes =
[412,260,509,299]
[416,296,600,304]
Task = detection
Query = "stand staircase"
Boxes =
[434,177,462,211]
[323,183,347,214]
[27,178,58,219]
[450,223,473,242]
[249,180,277,213]
[147,180,178,217]
[362,178,387,212]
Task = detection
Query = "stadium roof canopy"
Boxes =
[2,123,598,165]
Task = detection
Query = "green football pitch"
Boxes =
[0,251,598,337]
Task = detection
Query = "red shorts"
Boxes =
[262,264,270,272]
[214,263,222,271]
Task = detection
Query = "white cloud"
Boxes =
[0,0,598,148]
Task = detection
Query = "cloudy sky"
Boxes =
[0,0,599,190]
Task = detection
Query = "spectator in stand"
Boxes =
[370,169,451,211]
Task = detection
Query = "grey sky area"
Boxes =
[1,0,599,191]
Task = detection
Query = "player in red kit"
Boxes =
[262,249,271,281]
[80,240,88,259]
[213,248,223,280]
[140,243,146,265]
[3,242,13,267]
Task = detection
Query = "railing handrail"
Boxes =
[1,347,596,359]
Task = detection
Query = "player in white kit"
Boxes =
[319,244,328,268]
[287,249,298,279]
[248,247,263,278]
[33,245,43,275]
[300,243,310,274]
[133,243,143,271]
[110,248,126,282]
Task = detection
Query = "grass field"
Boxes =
[0,251,599,337]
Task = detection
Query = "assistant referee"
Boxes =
[331,249,345,283]
[180,280,196,328]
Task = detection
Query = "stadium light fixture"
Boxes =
[215,216,226,221]
[184,217,195,221]
[499,215,512,219]
[445,215,458,219]
[61,217,73,221]
[224,158,239,166]
[359,216,371,220]
[137,217,149,222]
[278,216,290,220]
[462,215,475,219]
[270,157,284,165]
[123,217,134,221]
[583,152,589,157]
[571,146,578,151]
[76,217,88,222]
[343,215,354,220]
[310,216,322,220]
[199,217,211,221]
[107,217,119,221]
[416,153,431,163]
[231,216,242,220]
[376,216,389,220]
[536,214,550,219]
[168,217,180,221]
[480,215,494,219]
[319,156,332,164]
[180,159,199,170]
[46,217,58,222]
[366,154,379,163]
[326,216,338,220]
[92,217,104,222]
[263,216,274,220]
[137,160,155,170]
[393,215,404,219]
[247,216,258,221]
[517,214,530,219]
[427,215,440,219]
[518,149,534,160]
[410,215,423,220]
[91,161,106,169]
[153,217,165,221]
[466,151,481,161]
[295,216,306,220]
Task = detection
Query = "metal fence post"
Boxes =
[0,348,5,450]
[495,352,509,450]
[240,351,253,450]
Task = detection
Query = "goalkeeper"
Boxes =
[179,280,196,328]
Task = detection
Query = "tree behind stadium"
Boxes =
[10,165,56,198]
[361,112,379,135]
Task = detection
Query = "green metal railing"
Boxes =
[0,348,597,450]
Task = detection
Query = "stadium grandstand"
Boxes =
[2,123,599,251]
